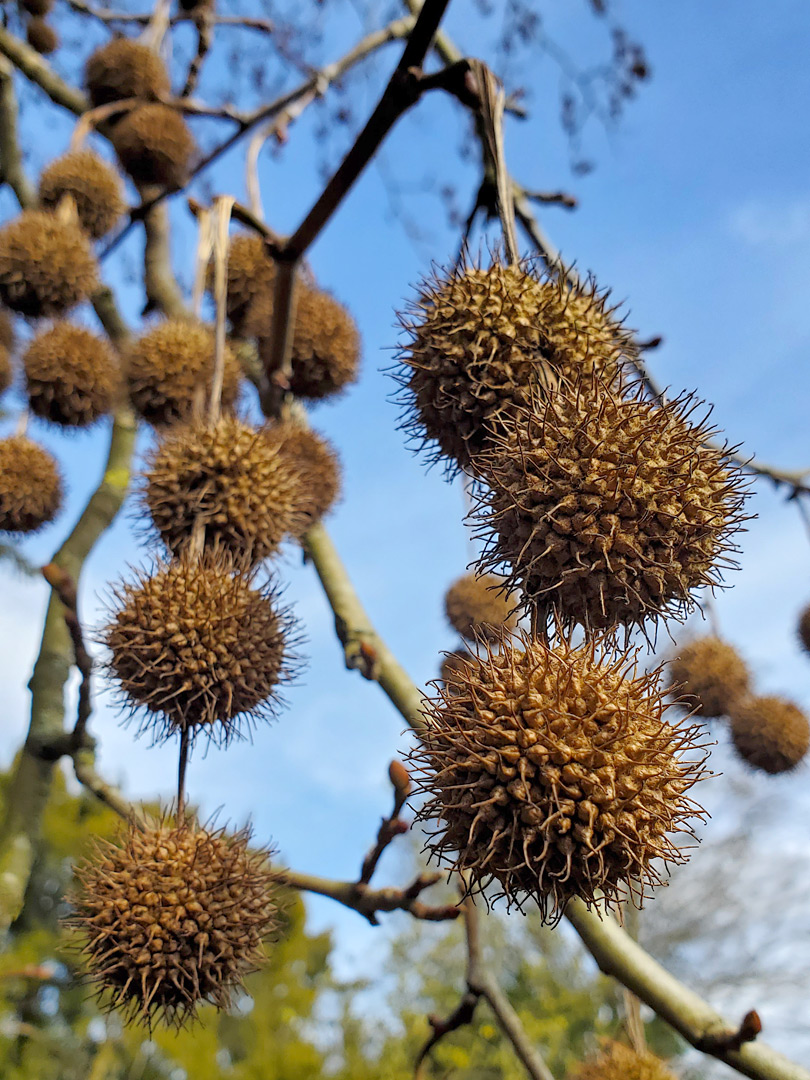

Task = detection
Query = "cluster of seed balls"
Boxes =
[19,0,60,55]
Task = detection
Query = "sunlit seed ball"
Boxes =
[409,630,707,922]
[111,105,195,189]
[798,604,810,654]
[103,550,298,745]
[26,16,59,54]
[474,376,749,637]
[39,151,125,240]
[666,635,749,719]
[268,420,341,538]
[220,233,276,335]
[444,572,517,642]
[21,0,53,16]
[0,210,98,318]
[729,695,810,774]
[567,1041,677,1080]
[70,818,280,1029]
[126,319,241,427]
[0,435,63,533]
[84,38,170,108]
[24,322,119,428]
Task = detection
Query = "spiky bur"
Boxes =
[84,38,170,108]
[27,17,59,54]
[102,550,299,746]
[567,1040,677,1080]
[111,105,196,189]
[0,435,63,533]
[69,817,280,1029]
[220,233,276,336]
[268,420,341,537]
[142,415,305,563]
[392,259,635,474]
[666,635,749,719]
[39,151,125,240]
[798,604,810,655]
[473,376,749,638]
[729,696,810,774]
[24,322,119,428]
[126,319,241,427]
[409,630,708,923]
[444,572,517,642]
[0,211,98,318]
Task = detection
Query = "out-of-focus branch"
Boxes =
[0,56,36,207]
[40,564,93,748]
[66,0,274,32]
[72,751,145,827]
[0,25,87,114]
[143,200,188,318]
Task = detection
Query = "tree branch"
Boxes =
[0,25,87,114]
[278,868,459,927]
[0,56,36,207]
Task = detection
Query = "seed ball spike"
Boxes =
[444,572,517,642]
[474,375,750,639]
[0,210,98,318]
[39,151,125,240]
[220,233,276,335]
[111,105,196,189]
[729,695,810,774]
[666,635,749,720]
[69,816,280,1029]
[797,603,810,655]
[409,629,708,923]
[267,419,341,538]
[0,435,63,533]
[24,322,119,428]
[26,16,59,54]
[84,38,170,108]
[126,319,241,427]
[567,1040,677,1080]
[102,550,300,746]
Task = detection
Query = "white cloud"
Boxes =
[728,197,810,248]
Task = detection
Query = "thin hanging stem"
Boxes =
[470,60,519,264]
[177,727,190,818]
[208,195,234,424]
[191,206,214,318]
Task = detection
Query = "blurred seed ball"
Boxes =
[143,415,305,563]
[409,630,708,922]
[21,0,53,16]
[84,38,170,108]
[0,435,63,533]
[567,1040,677,1080]
[39,151,125,241]
[126,319,241,427]
[268,419,341,537]
[438,648,472,693]
[729,695,810,775]
[24,322,119,428]
[798,603,810,654]
[70,817,280,1028]
[0,210,98,318]
[666,635,749,719]
[26,16,59,54]
[111,105,196,189]
[221,233,276,335]
[474,376,749,637]
[444,572,517,642]
[103,550,299,745]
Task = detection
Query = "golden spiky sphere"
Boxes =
[103,551,298,745]
[666,635,749,719]
[126,319,241,427]
[729,695,810,774]
[444,572,517,642]
[70,817,279,1028]
[222,233,276,335]
[84,38,170,108]
[27,16,59,54]
[39,151,125,240]
[142,415,305,563]
[0,435,63,533]
[798,604,810,655]
[269,420,341,537]
[474,377,748,637]
[111,105,195,189]
[567,1041,677,1080]
[394,260,633,472]
[24,322,119,428]
[0,210,98,318]
[410,631,707,922]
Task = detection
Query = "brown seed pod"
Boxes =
[103,550,299,745]
[444,572,517,642]
[24,322,119,428]
[268,419,341,537]
[221,233,276,335]
[39,151,125,240]
[111,105,195,189]
[126,319,241,427]
[473,376,749,638]
[0,435,63,533]
[409,630,707,922]
[567,1040,677,1080]
[70,816,280,1028]
[142,415,305,562]
[84,38,170,108]
[439,648,472,694]
[0,210,98,318]
[26,16,59,54]
[22,0,53,16]
[666,635,749,719]
[798,603,810,654]
[729,695,810,774]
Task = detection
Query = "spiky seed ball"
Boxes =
[0,211,98,318]
[0,435,63,533]
[729,695,810,774]
[142,415,305,562]
[567,1041,677,1080]
[84,38,170,108]
[798,604,810,654]
[24,322,119,428]
[26,16,59,54]
[22,0,53,16]
[444,572,517,642]
[268,420,341,537]
[474,377,749,637]
[221,233,276,335]
[111,105,195,189]
[39,151,125,240]
[126,319,241,427]
[666,636,749,719]
[70,818,279,1028]
[103,550,298,745]
[410,630,707,922]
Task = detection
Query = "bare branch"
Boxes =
[66,0,273,33]
[0,56,36,207]
[278,868,459,927]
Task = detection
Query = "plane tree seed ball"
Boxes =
[39,151,125,240]
[27,17,59,54]
[268,420,341,538]
[111,105,196,189]
[666,636,749,719]
[84,38,170,108]
[729,695,810,774]
[222,233,276,335]
[444,572,517,642]
[798,603,810,654]
[24,322,119,428]
[409,630,707,922]
[0,435,63,533]
[0,211,98,318]
[567,1041,677,1080]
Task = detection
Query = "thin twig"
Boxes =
[278,868,459,927]
[359,761,411,885]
